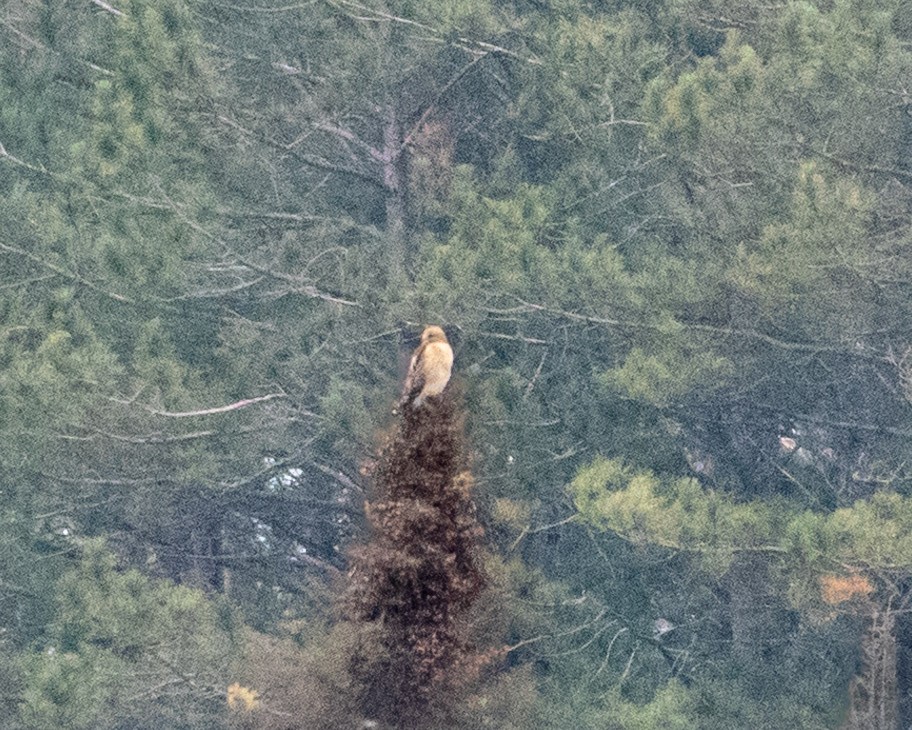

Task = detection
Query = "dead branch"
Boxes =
[90,0,125,16]
[0,241,134,304]
[236,257,361,306]
[144,393,286,418]
[311,460,364,494]
[508,298,886,361]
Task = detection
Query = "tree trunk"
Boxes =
[844,607,898,730]
[381,100,408,284]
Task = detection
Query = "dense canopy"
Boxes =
[2,1,912,727]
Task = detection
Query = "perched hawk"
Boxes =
[401,325,453,408]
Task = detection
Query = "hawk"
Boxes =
[401,325,453,408]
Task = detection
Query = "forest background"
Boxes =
[2,0,912,727]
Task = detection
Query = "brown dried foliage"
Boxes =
[407,120,455,217]
[820,573,874,606]
[343,393,488,727]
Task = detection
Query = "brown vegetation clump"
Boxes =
[344,392,488,728]
[820,573,874,605]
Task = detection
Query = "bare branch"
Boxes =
[290,551,343,576]
[509,298,886,360]
[220,209,381,238]
[141,393,286,418]
[0,241,134,304]
[0,274,58,290]
[820,152,912,182]
[311,460,364,494]
[237,257,361,306]
[510,513,577,551]
[110,185,362,307]
[0,20,115,74]
[315,121,385,162]
[163,277,265,301]
[596,627,629,675]
[503,609,609,655]
[478,331,549,345]
[90,0,125,17]
[35,474,155,488]
[212,1,315,12]
[327,0,541,65]
[72,429,218,444]
[524,351,548,400]
[215,114,386,189]
[0,141,50,174]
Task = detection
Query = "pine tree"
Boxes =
[344,391,488,728]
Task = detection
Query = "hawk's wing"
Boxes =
[401,343,428,404]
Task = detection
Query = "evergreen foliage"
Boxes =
[3,0,912,725]
[19,542,237,729]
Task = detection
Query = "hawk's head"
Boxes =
[420,325,448,344]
